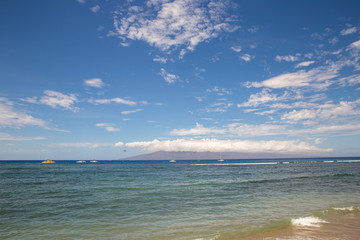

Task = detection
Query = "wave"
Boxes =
[291,216,328,227]
[191,162,279,166]
[332,206,359,212]
[191,159,360,167]
[337,160,360,163]
[215,205,360,239]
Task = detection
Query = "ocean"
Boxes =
[1,158,360,240]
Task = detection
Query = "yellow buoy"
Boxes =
[42,159,56,164]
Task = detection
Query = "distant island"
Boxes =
[119,151,317,161]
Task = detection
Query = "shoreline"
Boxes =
[216,206,360,240]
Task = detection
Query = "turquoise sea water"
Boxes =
[1,158,360,239]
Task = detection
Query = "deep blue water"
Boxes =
[1,158,360,239]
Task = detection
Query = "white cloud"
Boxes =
[121,109,143,115]
[275,54,300,62]
[349,40,360,50]
[88,97,137,106]
[295,61,315,68]
[328,37,339,45]
[84,78,104,88]
[288,123,360,136]
[269,101,318,110]
[241,54,252,62]
[90,5,100,13]
[170,123,225,136]
[206,86,232,95]
[159,68,179,84]
[0,132,46,141]
[338,74,360,86]
[153,56,168,63]
[170,122,289,138]
[124,138,332,153]
[238,89,289,107]
[248,25,259,33]
[314,138,325,145]
[113,0,238,54]
[247,65,340,89]
[114,142,124,147]
[340,27,357,35]
[226,123,287,137]
[76,0,85,4]
[281,100,360,123]
[96,123,120,132]
[23,90,79,112]
[231,46,241,52]
[196,96,205,102]
[0,98,47,129]
[254,109,277,116]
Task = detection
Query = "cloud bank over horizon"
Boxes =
[122,139,332,154]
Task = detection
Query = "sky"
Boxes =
[1,0,360,160]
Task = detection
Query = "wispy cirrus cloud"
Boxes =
[349,39,360,50]
[121,109,143,115]
[340,26,357,36]
[88,97,137,106]
[1,97,47,128]
[23,90,79,112]
[96,123,120,132]
[246,65,339,90]
[113,0,238,56]
[231,46,242,52]
[0,97,67,132]
[0,132,46,141]
[275,54,300,62]
[295,61,315,68]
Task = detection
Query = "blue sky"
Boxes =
[1,0,360,160]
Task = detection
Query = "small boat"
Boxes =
[218,152,225,162]
[42,159,55,164]
[76,160,86,163]
[169,159,176,163]
[90,160,98,163]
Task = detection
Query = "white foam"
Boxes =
[193,235,219,240]
[291,216,327,227]
[337,160,360,163]
[191,162,278,166]
[323,161,334,163]
[333,206,356,211]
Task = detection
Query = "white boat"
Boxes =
[169,159,176,163]
[76,160,86,163]
[218,152,224,162]
[90,160,98,163]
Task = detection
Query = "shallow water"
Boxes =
[1,158,360,239]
